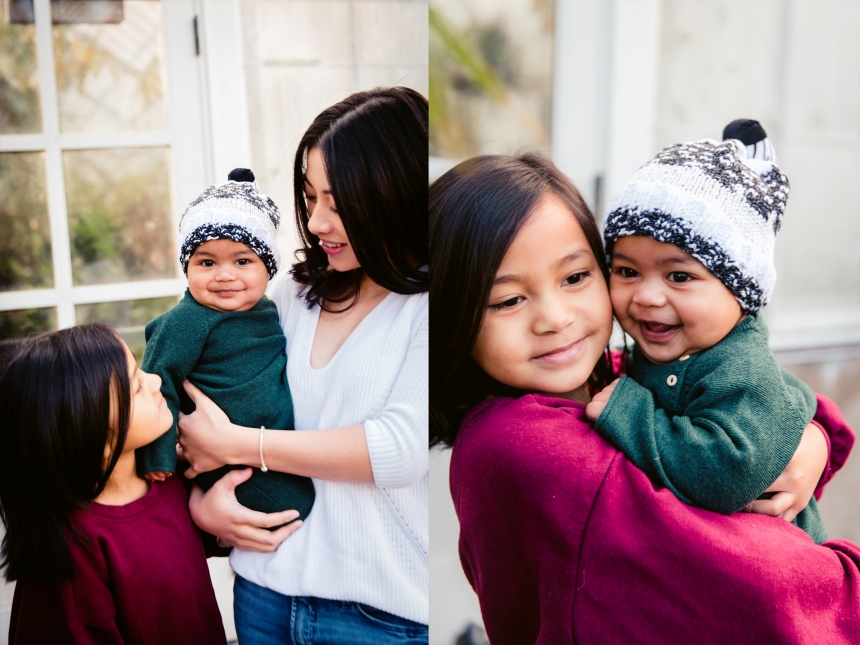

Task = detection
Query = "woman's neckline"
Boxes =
[308,285,394,371]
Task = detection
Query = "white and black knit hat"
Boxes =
[603,119,789,313]
[179,168,281,279]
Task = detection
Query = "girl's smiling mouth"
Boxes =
[532,337,586,365]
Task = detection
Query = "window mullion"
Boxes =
[33,0,75,328]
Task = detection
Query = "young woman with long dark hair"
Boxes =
[0,324,225,644]
[430,153,860,644]
[174,87,429,644]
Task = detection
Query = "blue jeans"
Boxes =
[233,575,428,645]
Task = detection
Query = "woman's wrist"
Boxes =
[231,423,266,467]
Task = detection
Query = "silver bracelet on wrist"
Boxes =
[259,426,268,472]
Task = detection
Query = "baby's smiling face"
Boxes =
[187,239,269,312]
[470,195,613,403]
[609,236,744,364]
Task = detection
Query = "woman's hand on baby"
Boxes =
[145,471,172,482]
[586,378,621,421]
[743,422,828,523]
[189,468,303,552]
[177,380,236,479]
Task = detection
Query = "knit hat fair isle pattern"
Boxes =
[603,125,789,313]
[179,169,281,279]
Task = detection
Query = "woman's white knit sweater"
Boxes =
[229,274,429,624]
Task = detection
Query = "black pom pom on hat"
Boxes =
[722,119,767,146]
[228,168,255,183]
[722,118,777,164]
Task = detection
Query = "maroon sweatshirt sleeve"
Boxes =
[812,393,856,499]
[452,394,860,645]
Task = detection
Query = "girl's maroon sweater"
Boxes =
[9,476,227,644]
[451,393,858,645]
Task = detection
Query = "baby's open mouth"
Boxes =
[642,322,677,334]
[639,321,681,342]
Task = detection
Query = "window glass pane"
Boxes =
[64,146,176,286]
[0,307,57,342]
[429,0,554,158]
[52,0,168,133]
[76,295,177,361]
[1,0,43,134]
[0,152,53,291]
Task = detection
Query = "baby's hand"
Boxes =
[586,378,621,421]
[145,471,172,482]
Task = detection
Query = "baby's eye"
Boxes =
[236,258,251,266]
[489,296,524,311]
[564,271,590,286]
[668,272,692,283]
[200,259,215,267]
[615,267,638,278]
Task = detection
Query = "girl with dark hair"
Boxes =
[0,323,226,644]
[430,154,860,644]
[175,87,429,644]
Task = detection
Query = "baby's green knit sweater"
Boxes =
[136,290,314,520]
[595,314,826,543]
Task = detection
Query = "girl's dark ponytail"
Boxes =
[0,323,131,581]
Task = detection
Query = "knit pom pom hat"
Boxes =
[603,119,789,313]
[178,168,281,279]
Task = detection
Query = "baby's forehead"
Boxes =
[612,235,703,267]
[191,239,258,257]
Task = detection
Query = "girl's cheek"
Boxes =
[470,324,498,375]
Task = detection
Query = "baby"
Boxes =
[586,120,827,543]
[137,168,314,522]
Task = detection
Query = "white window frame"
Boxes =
[0,0,209,328]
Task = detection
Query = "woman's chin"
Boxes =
[326,255,361,273]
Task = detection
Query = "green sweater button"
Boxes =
[667,374,678,386]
